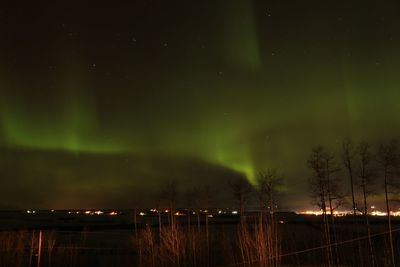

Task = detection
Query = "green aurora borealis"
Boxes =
[1,1,400,209]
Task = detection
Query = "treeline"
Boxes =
[146,139,400,266]
[308,139,400,267]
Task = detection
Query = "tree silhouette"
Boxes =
[377,141,399,267]
[308,145,343,267]
[342,139,358,218]
[355,141,376,267]
[229,177,253,226]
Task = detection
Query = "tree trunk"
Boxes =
[362,184,375,267]
[384,167,395,267]
[320,181,332,267]
[134,208,138,239]
[326,160,339,267]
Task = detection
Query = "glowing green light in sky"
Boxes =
[0,83,127,154]
[2,0,400,200]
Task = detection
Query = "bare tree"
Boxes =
[229,177,253,226]
[342,139,358,218]
[342,139,366,265]
[308,145,343,267]
[322,148,342,267]
[257,168,283,266]
[159,180,178,230]
[185,187,198,232]
[355,141,375,267]
[257,169,283,221]
[308,146,329,211]
[377,141,399,267]
[186,187,202,233]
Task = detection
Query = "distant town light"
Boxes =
[298,210,323,216]
[298,209,400,217]
[371,211,386,216]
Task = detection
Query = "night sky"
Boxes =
[1,1,400,209]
